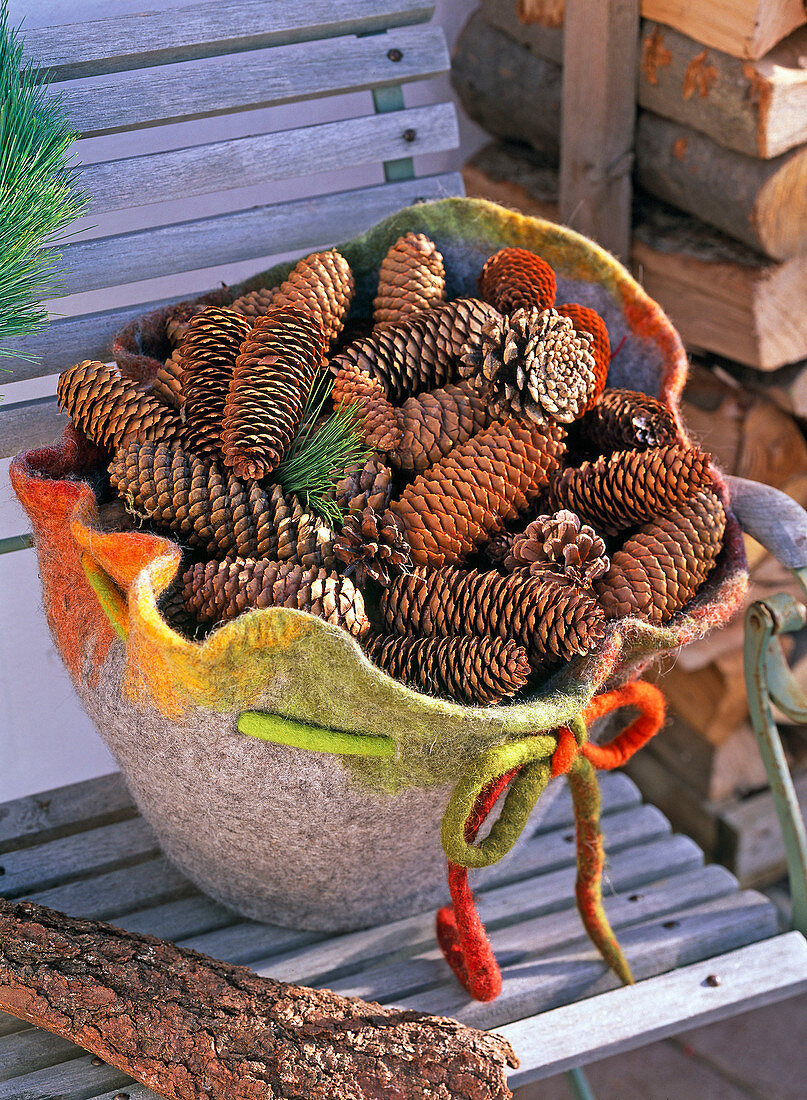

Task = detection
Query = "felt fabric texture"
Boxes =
[12,198,747,932]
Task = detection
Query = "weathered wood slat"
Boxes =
[50,172,462,298]
[0,400,70,460]
[0,773,133,854]
[81,103,458,216]
[111,895,236,941]
[2,818,158,899]
[0,1028,84,1084]
[20,0,435,80]
[501,932,807,1086]
[24,857,195,922]
[0,1053,135,1100]
[407,890,779,1030]
[532,771,640,832]
[57,25,448,137]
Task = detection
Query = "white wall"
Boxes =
[0,1,485,802]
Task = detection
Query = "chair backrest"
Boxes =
[0,0,462,480]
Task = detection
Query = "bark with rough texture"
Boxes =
[0,898,516,1100]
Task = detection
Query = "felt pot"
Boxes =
[12,198,749,932]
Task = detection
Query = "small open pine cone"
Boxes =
[505,510,609,588]
[373,232,446,326]
[334,507,412,586]
[478,247,557,314]
[596,488,726,623]
[221,307,324,480]
[459,307,598,426]
[366,634,531,706]
[334,456,395,514]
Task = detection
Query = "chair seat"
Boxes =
[1,770,803,1097]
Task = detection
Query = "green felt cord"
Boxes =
[238,711,396,758]
[81,555,128,641]
[441,734,557,868]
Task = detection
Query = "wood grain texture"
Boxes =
[559,0,639,259]
[80,103,458,215]
[20,0,436,80]
[636,112,807,260]
[639,22,807,159]
[501,933,807,1086]
[0,773,133,853]
[641,0,807,60]
[57,25,449,136]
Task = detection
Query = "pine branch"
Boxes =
[0,2,88,359]
[276,375,370,526]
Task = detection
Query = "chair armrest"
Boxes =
[726,475,807,570]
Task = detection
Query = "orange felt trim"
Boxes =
[550,725,578,777]
[581,681,666,771]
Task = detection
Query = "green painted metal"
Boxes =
[744,586,807,936]
[372,85,416,183]
[565,1066,598,1100]
[0,533,33,555]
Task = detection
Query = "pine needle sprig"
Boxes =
[276,374,370,527]
[0,2,88,358]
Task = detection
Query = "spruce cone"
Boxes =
[165,301,205,348]
[152,350,184,410]
[110,441,334,565]
[482,532,515,566]
[556,303,610,409]
[551,443,711,535]
[596,488,726,623]
[271,250,354,349]
[332,298,499,403]
[334,507,412,586]
[57,361,181,451]
[505,509,609,587]
[367,634,531,706]
[388,418,566,568]
[372,232,446,326]
[390,381,491,472]
[179,306,252,458]
[459,307,598,425]
[478,247,556,314]
[331,360,401,450]
[182,558,369,639]
[230,285,280,320]
[381,567,606,664]
[221,307,324,480]
[578,388,680,452]
[335,455,394,514]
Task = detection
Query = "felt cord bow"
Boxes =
[436,681,666,1001]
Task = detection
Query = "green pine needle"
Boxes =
[276,374,370,527]
[0,1,88,359]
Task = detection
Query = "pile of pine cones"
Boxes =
[57,235,726,708]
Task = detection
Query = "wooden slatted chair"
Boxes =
[1,4,807,1098]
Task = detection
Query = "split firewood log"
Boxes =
[0,898,516,1100]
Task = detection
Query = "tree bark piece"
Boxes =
[0,898,516,1100]
[636,113,807,261]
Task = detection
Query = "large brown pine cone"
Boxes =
[596,488,726,623]
[179,306,252,458]
[271,250,354,349]
[221,307,324,480]
[182,558,369,638]
[459,307,598,425]
[390,381,491,472]
[551,443,711,535]
[577,388,680,452]
[372,233,446,326]
[388,418,567,568]
[381,567,605,664]
[477,247,557,314]
[334,456,395,514]
[109,441,334,565]
[334,507,412,586]
[230,285,280,320]
[331,298,498,403]
[331,360,401,451]
[505,510,609,587]
[57,361,181,451]
[556,303,610,411]
[366,634,531,706]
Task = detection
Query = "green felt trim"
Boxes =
[441,734,556,868]
[238,710,396,758]
[81,555,128,642]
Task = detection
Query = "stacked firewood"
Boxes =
[57,236,726,707]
